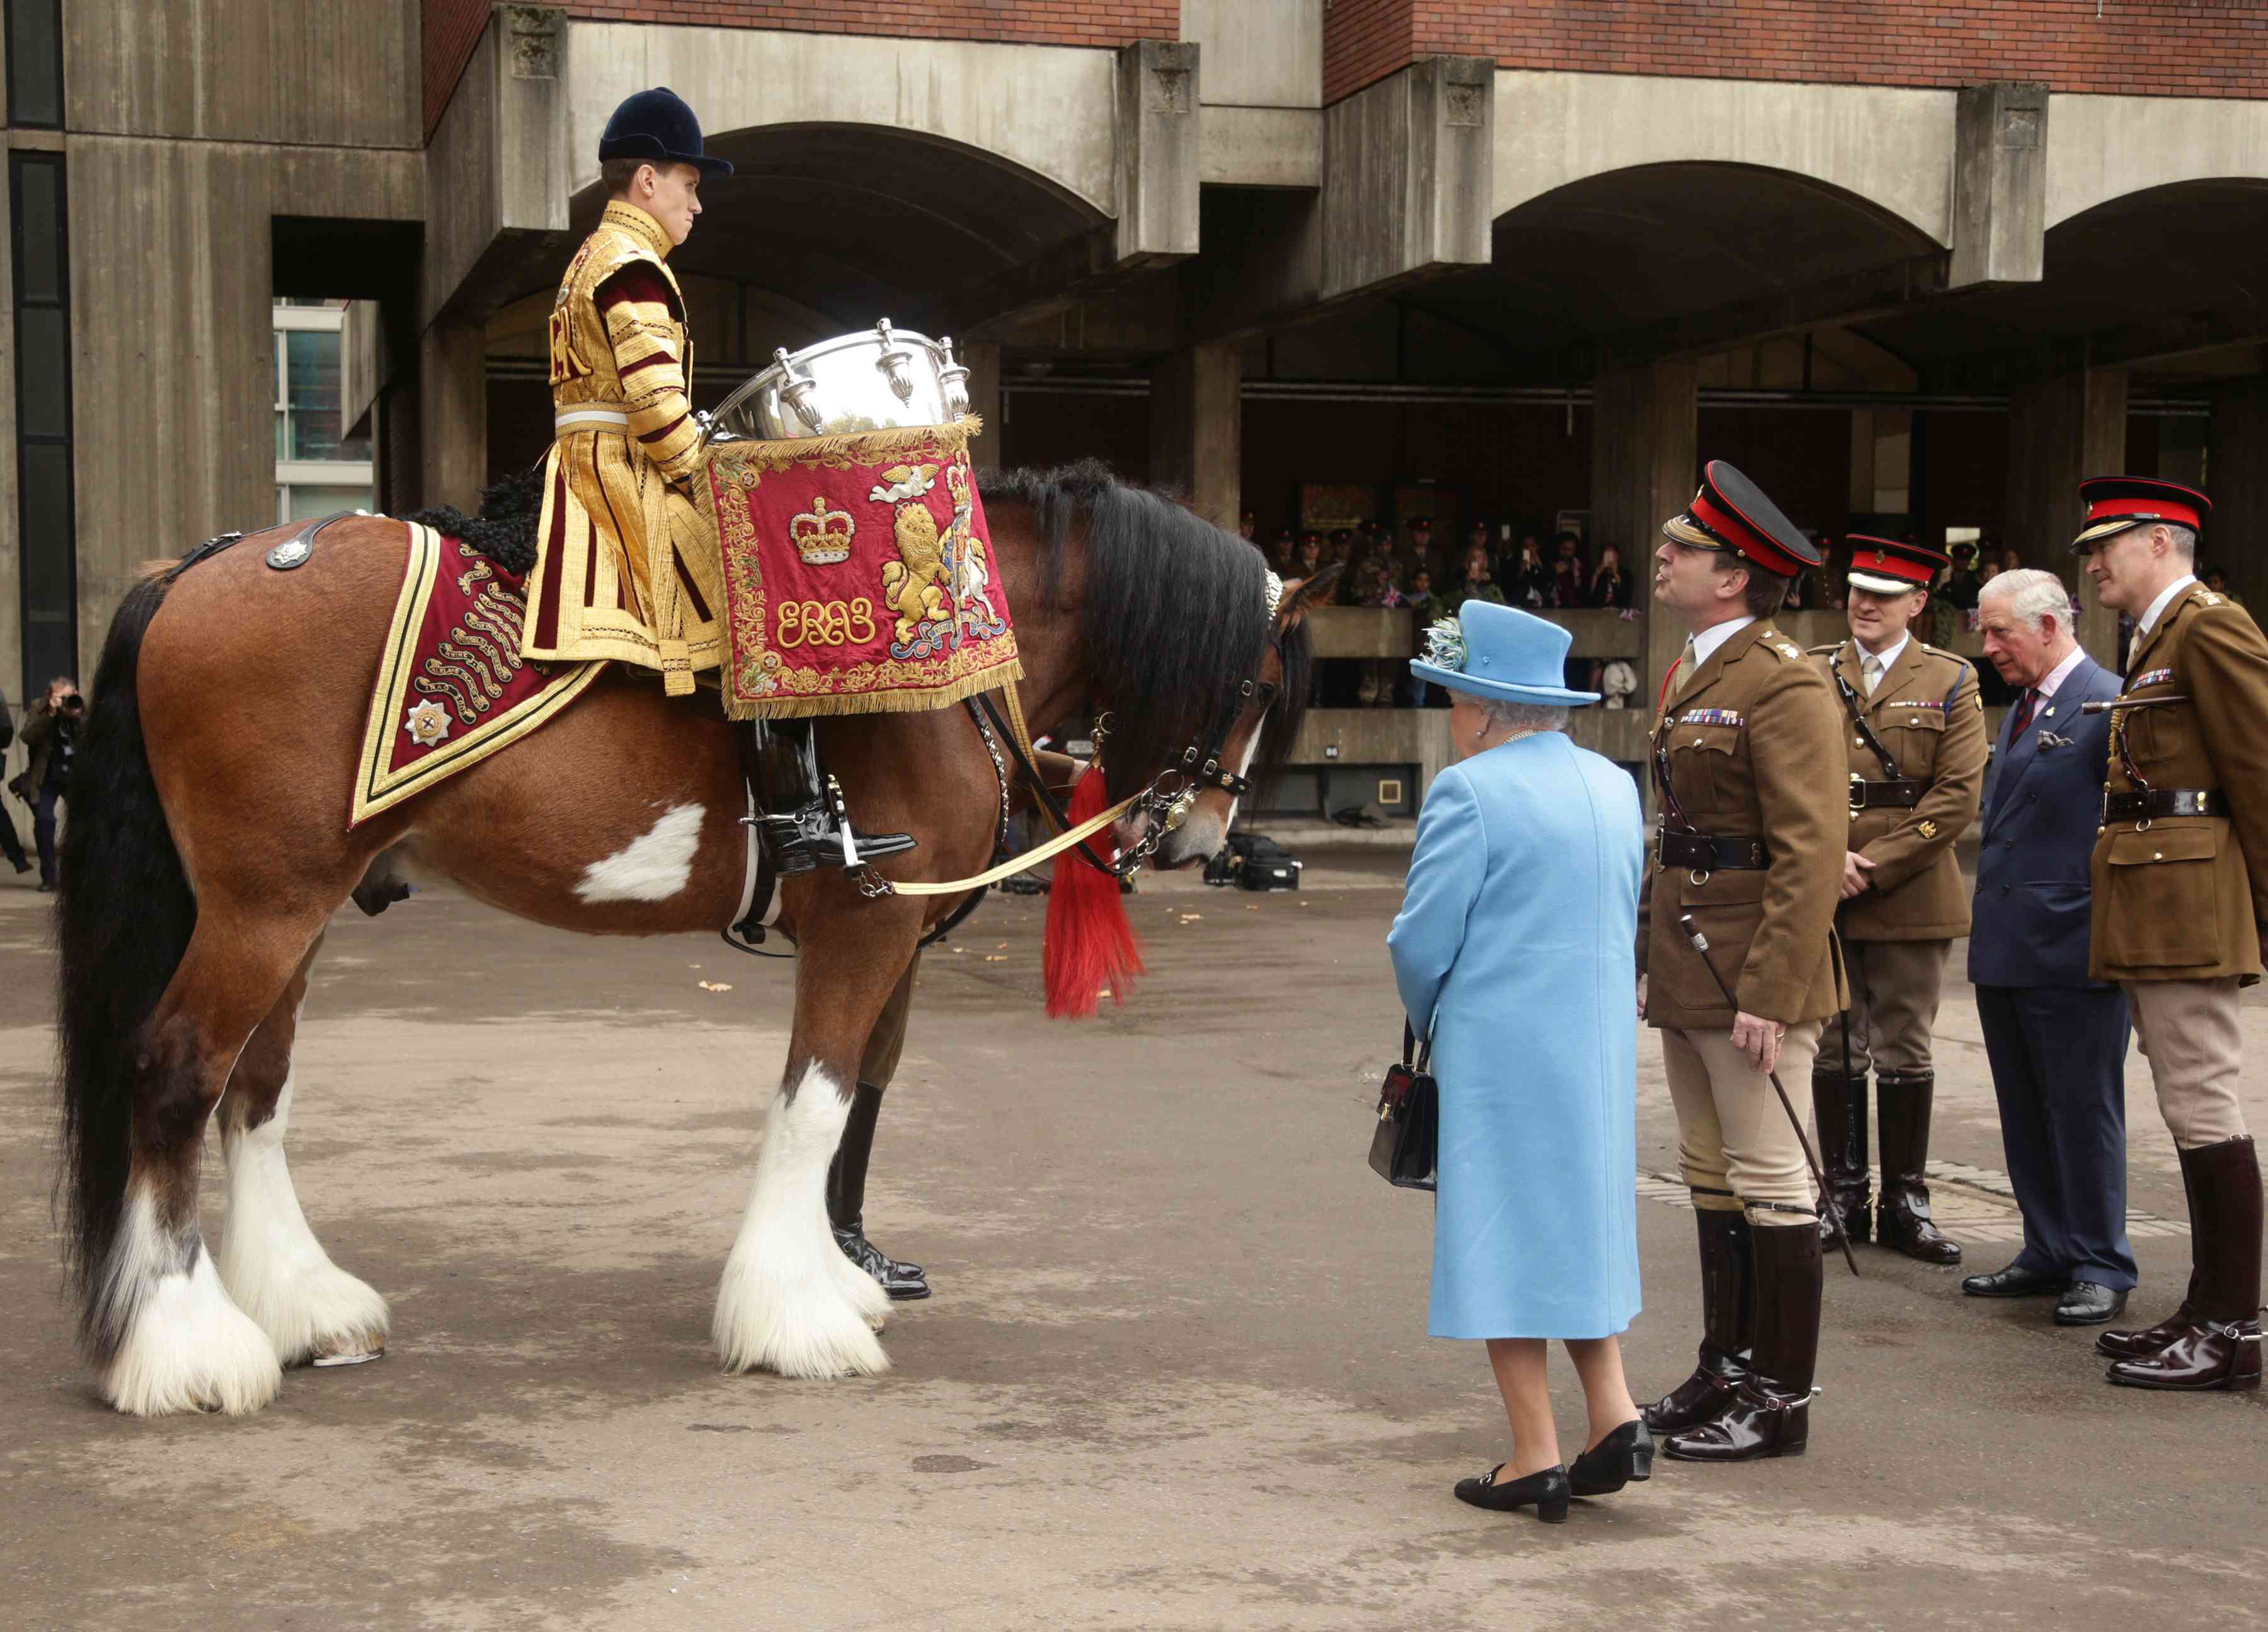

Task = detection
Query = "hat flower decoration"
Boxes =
[1409,599,1600,707]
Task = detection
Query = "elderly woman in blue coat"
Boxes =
[1387,601,1649,1523]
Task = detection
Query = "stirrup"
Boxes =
[760,776,916,876]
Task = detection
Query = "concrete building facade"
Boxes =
[9,0,2268,808]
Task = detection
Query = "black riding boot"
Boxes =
[827,1081,931,1301]
[1811,1071,1872,1247]
[749,717,916,876]
[1640,1208,1755,1432]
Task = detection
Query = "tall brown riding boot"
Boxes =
[1663,1219,1823,1461]
[1640,1207,1754,1433]
[1874,1070,1962,1265]
[2107,1136,2262,1391]
[1812,1071,1872,1248]
[2099,1144,2203,1360]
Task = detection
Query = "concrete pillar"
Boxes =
[2005,369,2127,667]
[419,323,489,513]
[1320,55,1493,303]
[2208,378,2268,612]
[1149,343,1242,530]
[961,341,1002,472]
[1949,82,2048,291]
[1114,40,1203,269]
[1591,357,1698,706]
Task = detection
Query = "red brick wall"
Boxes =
[1330,1,2268,105]
[425,0,493,139]
[559,2,1179,47]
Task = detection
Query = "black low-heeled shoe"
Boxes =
[1568,1419,1654,1496]
[1454,1462,1570,1522]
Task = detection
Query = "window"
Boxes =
[12,151,74,694]
[6,0,65,129]
[272,302,374,523]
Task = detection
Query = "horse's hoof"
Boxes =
[311,1347,384,1369]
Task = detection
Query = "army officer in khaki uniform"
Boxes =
[1807,537,1986,1264]
[2076,476,2265,1394]
[1637,462,1848,1463]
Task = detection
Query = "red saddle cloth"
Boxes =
[350,524,603,827]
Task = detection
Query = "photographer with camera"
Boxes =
[17,677,84,892]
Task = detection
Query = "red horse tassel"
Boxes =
[1043,764,1145,1018]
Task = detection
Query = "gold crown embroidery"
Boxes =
[791,496,857,566]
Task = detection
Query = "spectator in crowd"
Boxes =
[0,686,30,875]
[1238,510,1257,543]
[1942,544,1984,612]
[1510,537,1552,608]
[1404,518,1437,579]
[1589,544,1631,610]
[2204,566,2243,606]
[1458,544,1511,607]
[1390,602,1646,1522]
[1294,532,1324,578]
[1551,532,1587,607]
[18,675,83,892]
[1404,567,1436,616]
[1327,529,1356,573]
[1464,520,1498,582]
[1961,568,2136,1325]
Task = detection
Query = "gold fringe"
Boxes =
[723,657,1024,722]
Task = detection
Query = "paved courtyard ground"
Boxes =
[1,849,2262,1631]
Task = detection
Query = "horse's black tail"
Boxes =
[55,572,197,1354]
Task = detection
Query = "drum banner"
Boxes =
[703,416,1021,720]
[350,524,605,827]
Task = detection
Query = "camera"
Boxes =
[59,695,83,713]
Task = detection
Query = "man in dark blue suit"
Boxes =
[1962,570,2136,1324]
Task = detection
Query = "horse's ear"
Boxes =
[1276,565,1341,629]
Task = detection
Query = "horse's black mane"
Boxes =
[978,459,1311,801]
[403,464,545,577]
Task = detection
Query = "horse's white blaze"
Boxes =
[103,1187,282,1417]
[575,802,705,902]
[217,1074,390,1366]
[713,1066,890,1378]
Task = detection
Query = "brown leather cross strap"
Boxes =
[1848,778,1928,810]
[2102,788,2230,822]
[1658,830,1770,871]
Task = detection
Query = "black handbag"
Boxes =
[1368,1021,1438,1191]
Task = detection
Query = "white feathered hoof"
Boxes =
[103,1243,284,1418]
[713,1242,890,1378]
[224,1256,392,1370]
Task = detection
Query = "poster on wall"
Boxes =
[1300,483,1375,531]
[1555,509,1591,544]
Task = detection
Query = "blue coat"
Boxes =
[1387,732,1645,1340]
[1968,655,2121,988]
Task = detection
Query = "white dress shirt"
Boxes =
[1688,614,1757,670]
[2032,643,2088,705]
[1855,633,1909,693]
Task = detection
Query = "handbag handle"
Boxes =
[1402,1018,1432,1072]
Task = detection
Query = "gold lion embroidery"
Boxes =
[873,463,951,644]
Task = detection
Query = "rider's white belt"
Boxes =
[554,407,631,434]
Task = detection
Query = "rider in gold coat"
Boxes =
[524,89,910,876]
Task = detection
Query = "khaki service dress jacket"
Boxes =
[2090,582,2268,982]
[1641,621,1852,1030]
[1807,638,1987,941]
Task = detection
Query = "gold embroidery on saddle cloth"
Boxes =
[350,524,607,828]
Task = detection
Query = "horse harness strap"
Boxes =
[166,510,358,585]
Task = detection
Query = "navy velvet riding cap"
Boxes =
[599,88,734,177]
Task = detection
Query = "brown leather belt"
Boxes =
[1849,778,1928,811]
[1659,829,1770,871]
[2102,788,2229,822]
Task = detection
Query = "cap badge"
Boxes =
[1918,820,1939,839]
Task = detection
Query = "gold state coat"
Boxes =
[1806,638,1986,941]
[1641,621,1852,1030]
[2089,582,2268,982]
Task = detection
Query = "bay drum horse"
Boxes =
[55,459,1327,1417]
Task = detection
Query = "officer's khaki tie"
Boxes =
[1674,637,1700,701]
[1862,652,1885,696]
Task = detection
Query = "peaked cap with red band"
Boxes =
[1845,534,1947,596]
[1661,460,1821,578]
[2070,475,2211,555]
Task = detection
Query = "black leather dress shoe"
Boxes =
[1454,1463,1569,1522]
[1961,1263,2068,1299]
[2054,1281,2128,1326]
[1568,1420,1654,1497]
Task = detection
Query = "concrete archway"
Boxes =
[2048,96,2268,230]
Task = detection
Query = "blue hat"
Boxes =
[600,88,733,177]
[1409,600,1601,707]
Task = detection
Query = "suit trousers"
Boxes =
[2126,977,2250,1148]
[1817,937,1952,1077]
[1974,984,2136,1290]
[1663,1021,1823,1219]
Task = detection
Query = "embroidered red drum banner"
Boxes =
[704,417,1021,720]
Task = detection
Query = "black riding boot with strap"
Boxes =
[1875,1069,1962,1265]
[827,1080,931,1301]
[1812,1070,1872,1248]
[1663,1219,1823,1461]
[748,717,916,876]
[1641,1207,1755,1433]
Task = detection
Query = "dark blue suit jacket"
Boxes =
[1967,654,2121,989]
